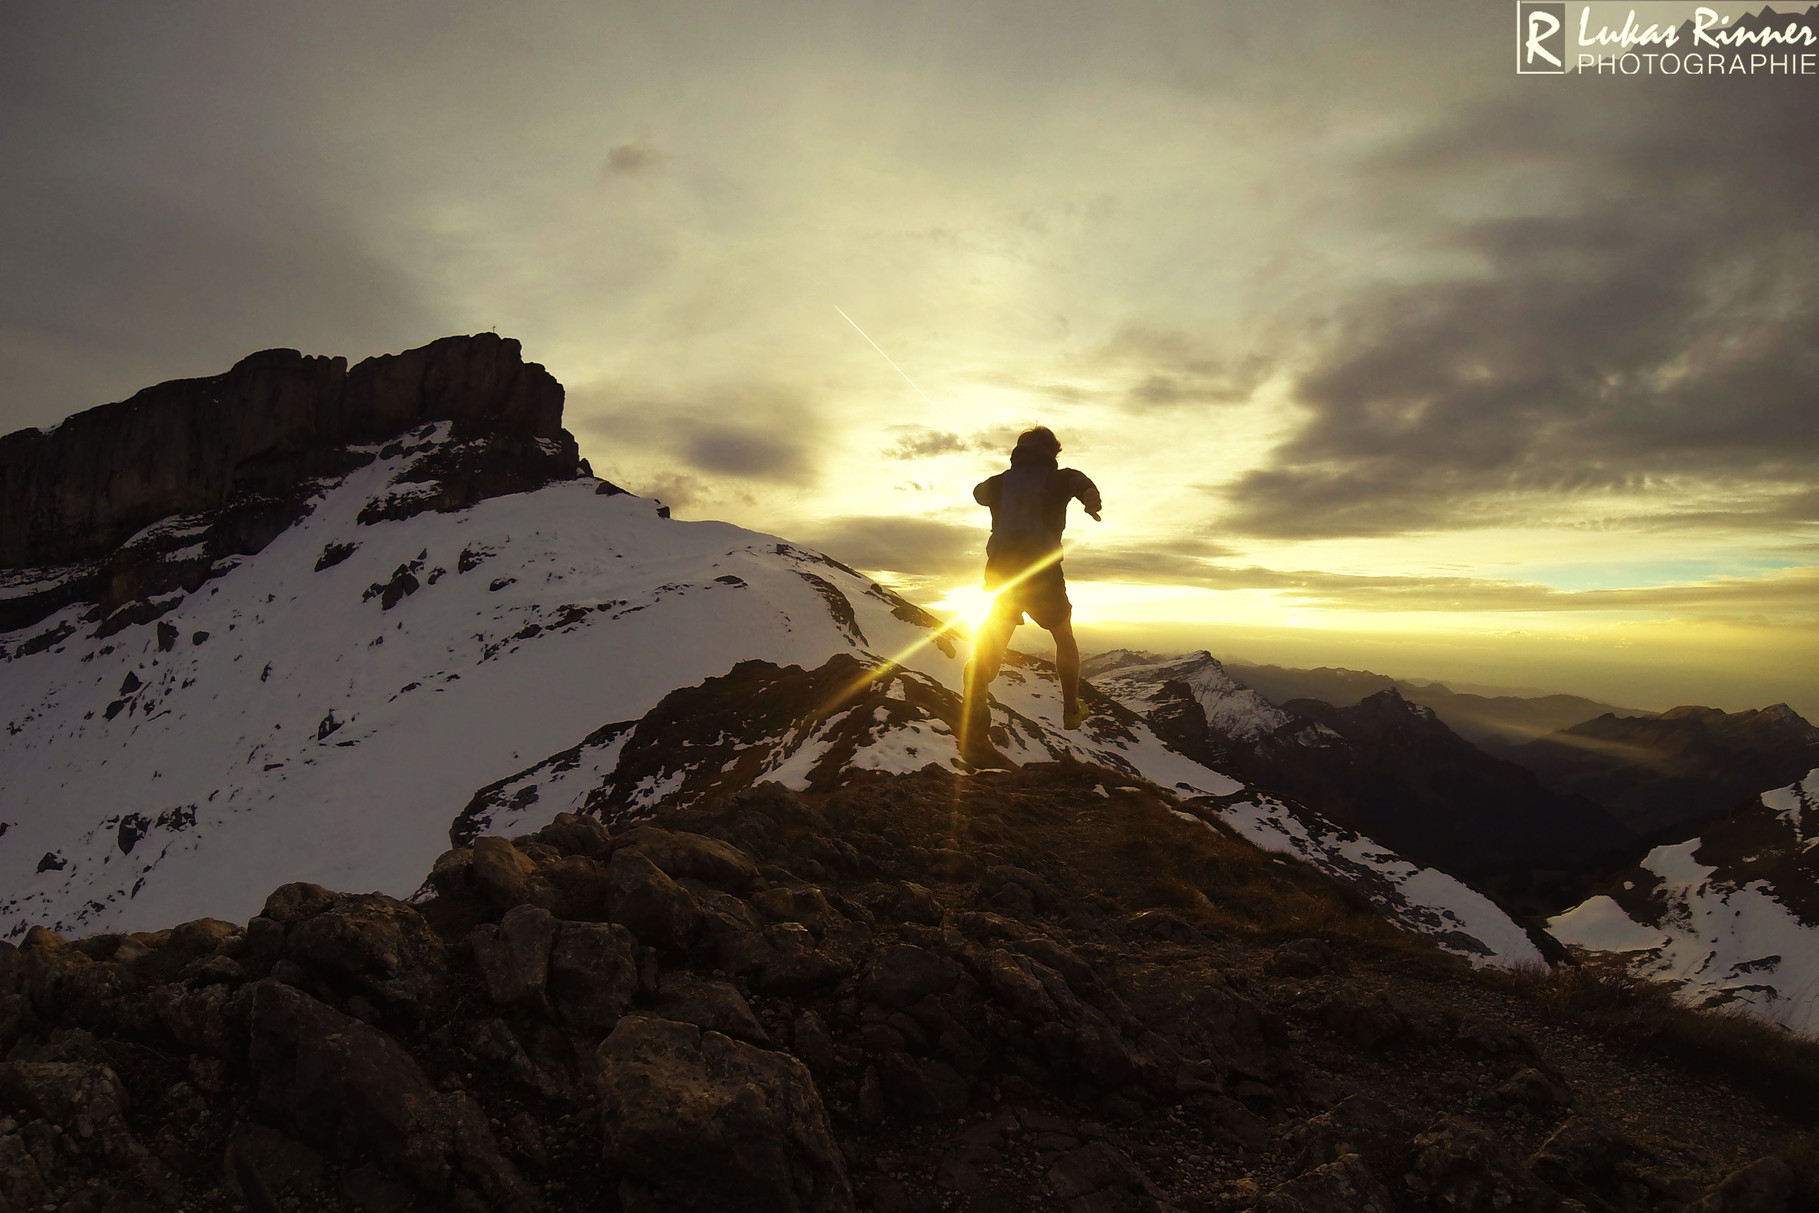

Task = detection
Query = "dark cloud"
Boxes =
[884,429,972,459]
[881,425,1041,460]
[686,430,809,479]
[572,384,820,484]
[1066,536,1238,584]
[790,517,1239,588]
[602,143,666,175]
[636,472,707,511]
[1098,327,1274,410]
[792,515,983,578]
[0,7,447,432]
[1223,72,1819,540]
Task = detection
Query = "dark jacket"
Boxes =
[974,450,1100,587]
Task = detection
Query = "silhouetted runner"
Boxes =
[963,426,1101,752]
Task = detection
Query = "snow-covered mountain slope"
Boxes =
[0,418,1254,940]
[1079,650,1552,967]
[1,338,1550,974]
[1182,795,1548,968]
[1549,768,1819,1037]
[0,428,929,936]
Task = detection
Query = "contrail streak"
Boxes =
[834,305,952,420]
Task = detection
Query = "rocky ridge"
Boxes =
[0,763,1813,1213]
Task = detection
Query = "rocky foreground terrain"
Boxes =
[2,759,1814,1213]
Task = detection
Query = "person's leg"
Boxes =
[962,602,1018,756]
[1051,618,1080,712]
[1023,569,1086,728]
[966,604,1017,712]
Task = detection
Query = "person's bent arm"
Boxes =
[1072,471,1103,521]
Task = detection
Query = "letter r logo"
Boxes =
[1517,2,1566,72]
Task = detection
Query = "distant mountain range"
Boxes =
[1221,659,1648,751]
[1085,652,1629,886]
[1512,704,1819,839]
[1089,650,1819,1027]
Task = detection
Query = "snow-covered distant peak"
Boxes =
[1085,649,1296,744]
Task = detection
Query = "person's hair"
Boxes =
[1014,426,1061,455]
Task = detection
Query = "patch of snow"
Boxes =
[1549,770,1819,1037]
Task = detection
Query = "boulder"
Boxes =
[653,973,771,1046]
[1286,1094,1421,1177]
[618,827,759,890]
[596,1015,852,1213]
[470,837,538,910]
[245,980,532,1211]
[287,893,448,1017]
[1405,1117,1558,1213]
[879,1052,969,1118]
[0,1061,140,1166]
[1312,985,1406,1050]
[1685,1156,1795,1213]
[1492,1066,1574,1111]
[1045,1141,1163,1205]
[467,904,557,1006]
[1253,1152,1394,1213]
[534,812,613,859]
[879,881,945,926]
[603,849,702,950]
[1527,1116,1640,1204]
[1268,938,1347,978]
[862,946,962,1010]
[547,920,639,1035]
[972,949,1060,1024]
[261,882,344,926]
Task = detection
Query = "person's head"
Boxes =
[1014,426,1061,458]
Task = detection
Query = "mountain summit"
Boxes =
[1,337,1816,1212]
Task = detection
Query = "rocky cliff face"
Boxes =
[0,334,580,634]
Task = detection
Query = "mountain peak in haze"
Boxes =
[1517,702,1819,838]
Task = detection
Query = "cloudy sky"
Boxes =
[4,2,1815,714]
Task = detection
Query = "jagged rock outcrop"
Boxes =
[0,763,1812,1212]
[0,333,582,633]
